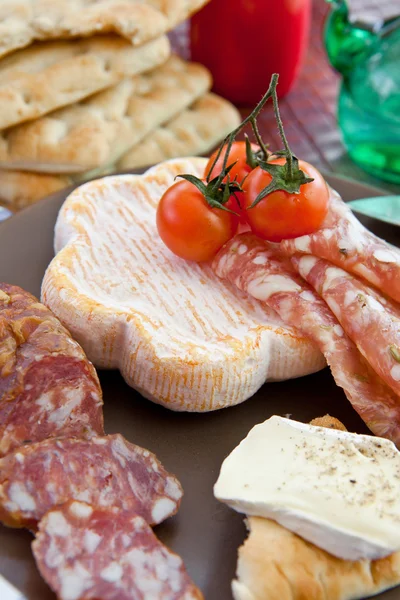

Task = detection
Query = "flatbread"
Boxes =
[309,414,348,431]
[0,170,72,210]
[0,164,120,210]
[0,34,170,131]
[0,55,211,173]
[233,517,400,600]
[117,92,241,169]
[0,0,209,58]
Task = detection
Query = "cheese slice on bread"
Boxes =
[226,417,400,599]
[42,158,325,411]
[214,416,400,560]
[233,517,400,600]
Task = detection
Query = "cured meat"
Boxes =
[0,283,103,456]
[293,256,400,398]
[280,190,400,303]
[0,434,183,529]
[32,501,203,600]
[213,234,400,444]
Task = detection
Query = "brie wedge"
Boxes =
[42,158,325,411]
[214,416,400,560]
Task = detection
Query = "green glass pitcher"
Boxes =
[324,0,400,183]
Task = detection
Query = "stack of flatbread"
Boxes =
[0,0,241,211]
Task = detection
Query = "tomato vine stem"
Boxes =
[271,85,293,179]
[206,73,279,185]
[177,73,313,212]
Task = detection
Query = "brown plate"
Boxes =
[0,172,398,600]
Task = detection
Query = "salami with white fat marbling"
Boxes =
[0,434,182,529]
[0,283,103,456]
[32,501,203,600]
[213,234,400,444]
[293,256,400,398]
[280,191,400,303]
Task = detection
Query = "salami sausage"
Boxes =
[0,434,183,529]
[213,234,400,444]
[32,501,203,600]
[0,283,103,456]
[280,191,400,303]
[293,256,400,398]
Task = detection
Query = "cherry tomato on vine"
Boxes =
[205,141,259,182]
[225,192,248,226]
[206,141,260,226]
[156,179,239,262]
[243,159,329,242]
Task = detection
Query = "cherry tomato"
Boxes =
[224,190,248,226]
[157,179,239,262]
[243,159,329,242]
[205,141,259,182]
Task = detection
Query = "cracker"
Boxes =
[0,55,211,173]
[0,34,170,130]
[0,0,209,58]
[117,93,241,170]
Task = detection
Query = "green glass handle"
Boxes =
[324,0,400,184]
[324,0,378,76]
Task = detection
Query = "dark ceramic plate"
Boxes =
[0,172,398,600]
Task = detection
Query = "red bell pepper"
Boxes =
[190,0,311,104]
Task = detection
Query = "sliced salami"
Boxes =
[0,283,103,456]
[293,256,400,398]
[32,501,203,600]
[280,191,400,303]
[0,434,182,529]
[213,234,400,444]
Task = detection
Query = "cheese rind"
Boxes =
[42,159,325,412]
[214,416,400,559]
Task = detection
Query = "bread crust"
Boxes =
[310,414,348,431]
[0,169,71,209]
[118,93,241,170]
[0,0,209,58]
[0,35,170,131]
[233,517,400,600]
[0,55,211,172]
